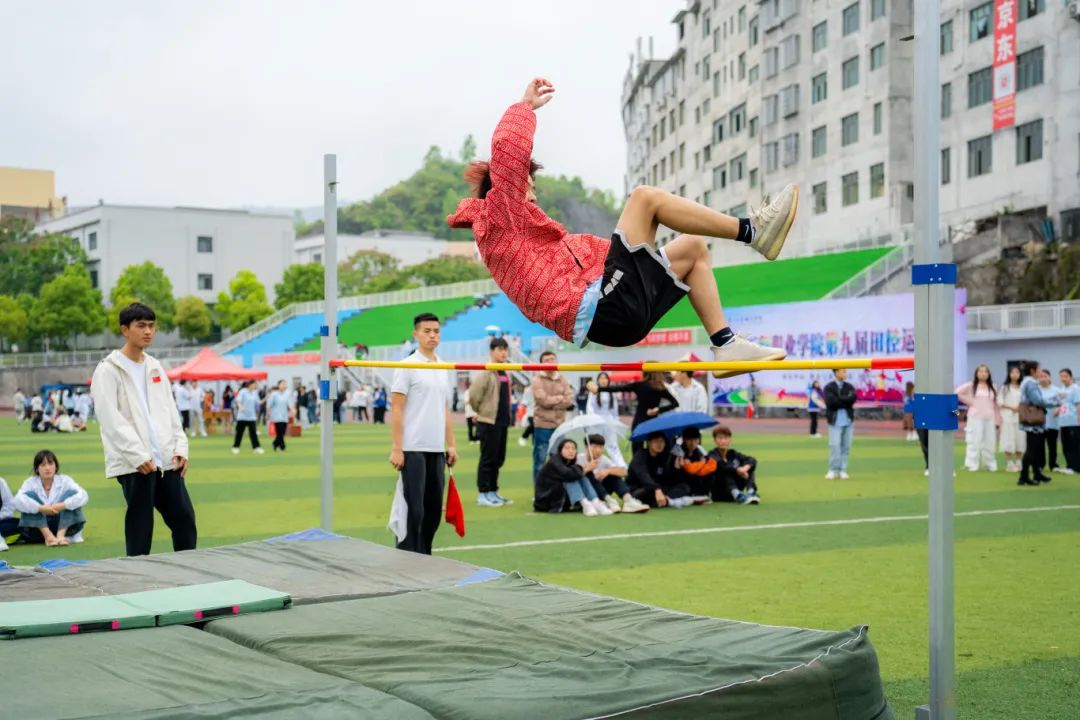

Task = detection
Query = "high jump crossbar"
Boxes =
[330,356,914,373]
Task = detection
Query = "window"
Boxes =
[782,133,799,166]
[1017,47,1044,92]
[669,110,675,132]
[813,182,827,213]
[940,20,953,55]
[731,153,747,181]
[764,95,779,126]
[970,3,992,42]
[843,2,860,35]
[660,119,666,142]
[197,235,213,253]
[713,165,728,190]
[713,71,720,97]
[870,163,885,198]
[968,66,992,108]
[941,82,952,118]
[941,147,951,185]
[873,102,882,134]
[764,47,779,78]
[713,118,725,144]
[670,150,676,174]
[812,72,827,103]
[703,56,711,82]
[679,143,686,169]
[313,252,322,263]
[842,56,859,89]
[703,144,711,163]
[765,142,780,173]
[812,125,827,158]
[1016,119,1043,164]
[651,164,657,185]
[871,0,886,20]
[781,34,800,68]
[1020,0,1044,20]
[660,158,666,180]
[694,151,700,170]
[842,172,859,206]
[729,104,746,134]
[749,168,759,188]
[738,52,746,80]
[748,64,759,83]
[780,84,800,117]
[703,11,711,38]
[968,135,992,177]
[870,43,885,70]
[679,100,685,126]
[749,15,759,46]
[88,231,97,251]
[842,113,859,146]
[749,116,758,138]
[703,190,712,207]
[679,185,686,197]
[812,21,827,52]
[89,270,98,289]
[198,274,214,291]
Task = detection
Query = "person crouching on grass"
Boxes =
[12,450,89,546]
[577,434,649,514]
[534,438,613,516]
[707,425,760,505]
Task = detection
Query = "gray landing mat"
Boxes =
[207,572,895,720]
[3,534,491,603]
[0,624,435,720]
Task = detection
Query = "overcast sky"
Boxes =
[3,0,682,210]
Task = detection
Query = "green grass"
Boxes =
[292,296,476,351]
[2,418,1077,718]
[655,246,894,328]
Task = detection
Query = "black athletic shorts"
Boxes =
[585,230,689,347]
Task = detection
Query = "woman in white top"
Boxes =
[997,365,1026,473]
[0,476,18,551]
[585,372,621,423]
[13,449,89,546]
[349,387,364,422]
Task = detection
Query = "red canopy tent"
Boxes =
[166,348,268,382]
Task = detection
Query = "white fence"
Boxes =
[825,244,915,300]
[0,346,199,369]
[966,300,1080,335]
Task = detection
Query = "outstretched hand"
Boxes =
[522,78,555,110]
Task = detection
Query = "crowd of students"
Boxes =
[12,387,93,433]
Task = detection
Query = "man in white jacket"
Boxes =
[91,303,197,556]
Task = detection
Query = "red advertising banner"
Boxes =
[263,352,321,366]
[991,0,1017,131]
[636,329,692,346]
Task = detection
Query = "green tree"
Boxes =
[108,261,177,334]
[0,295,29,351]
[0,216,88,298]
[401,256,490,287]
[175,295,214,342]
[338,250,403,296]
[274,263,325,309]
[215,270,274,333]
[30,265,105,349]
[459,134,477,163]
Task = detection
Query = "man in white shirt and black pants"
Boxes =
[91,303,197,556]
[389,312,458,555]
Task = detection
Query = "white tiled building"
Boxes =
[621,0,1080,266]
[36,204,295,305]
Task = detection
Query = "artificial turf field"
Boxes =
[1,416,1077,718]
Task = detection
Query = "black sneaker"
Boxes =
[1035,474,1051,484]
[1017,477,1039,486]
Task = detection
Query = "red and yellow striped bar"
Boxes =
[330,356,914,373]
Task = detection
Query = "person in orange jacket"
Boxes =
[673,427,718,504]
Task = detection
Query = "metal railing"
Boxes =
[966,300,1080,335]
[212,278,500,356]
[825,244,915,300]
[0,346,199,369]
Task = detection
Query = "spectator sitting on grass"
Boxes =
[707,425,760,505]
[12,449,89,547]
[673,427,717,504]
[628,431,693,508]
[577,434,649,514]
[534,438,612,516]
[0,476,18,551]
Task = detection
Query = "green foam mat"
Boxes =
[0,580,289,639]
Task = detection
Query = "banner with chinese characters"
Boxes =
[709,290,968,407]
[992,0,1017,131]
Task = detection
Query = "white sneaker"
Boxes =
[593,499,614,516]
[517,438,527,447]
[839,472,850,480]
[254,447,265,455]
[0,538,8,552]
[69,531,84,544]
[825,471,837,480]
[605,495,622,514]
[231,447,240,455]
[749,183,798,261]
[581,501,599,517]
[1062,468,1076,475]
[477,493,503,507]
[710,335,787,379]
[621,496,650,513]
[925,469,930,476]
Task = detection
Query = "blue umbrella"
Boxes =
[630,411,719,441]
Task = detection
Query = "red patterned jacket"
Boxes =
[447,102,609,342]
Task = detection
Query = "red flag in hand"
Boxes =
[445,473,466,537]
